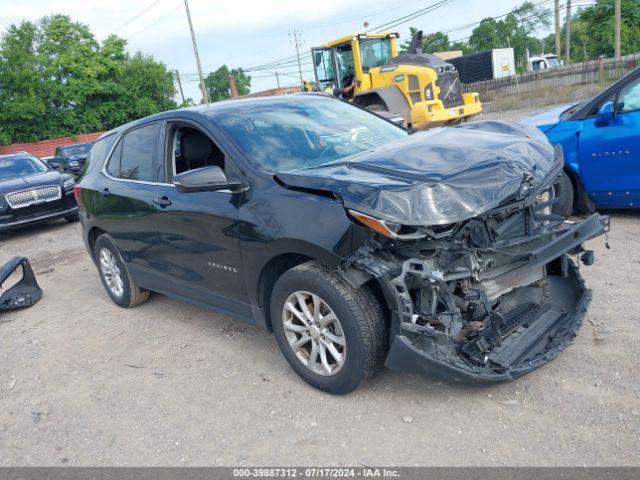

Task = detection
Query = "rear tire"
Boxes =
[552,171,574,218]
[270,262,387,394]
[93,234,149,308]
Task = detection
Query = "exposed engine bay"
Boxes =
[344,179,609,384]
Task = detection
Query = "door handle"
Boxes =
[101,188,111,198]
[153,196,172,207]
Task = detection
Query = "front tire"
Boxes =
[552,171,574,218]
[93,234,149,308]
[271,262,386,394]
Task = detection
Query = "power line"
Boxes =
[126,2,182,40]
[111,0,163,34]
[439,0,557,35]
[242,0,455,74]
[367,0,456,33]
[304,0,429,32]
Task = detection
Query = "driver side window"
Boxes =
[170,125,225,178]
[617,78,640,113]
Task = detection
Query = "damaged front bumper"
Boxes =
[385,259,590,385]
[349,209,609,385]
[0,257,42,311]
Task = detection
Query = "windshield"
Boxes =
[214,97,408,173]
[360,38,392,73]
[61,144,91,157]
[0,155,48,181]
[546,56,561,67]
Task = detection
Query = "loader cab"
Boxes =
[312,33,398,94]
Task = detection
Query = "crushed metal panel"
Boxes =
[0,257,43,311]
[276,120,558,226]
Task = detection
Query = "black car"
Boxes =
[48,142,93,178]
[77,95,608,394]
[0,152,78,232]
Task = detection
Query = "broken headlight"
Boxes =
[348,210,426,240]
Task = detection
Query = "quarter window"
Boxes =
[85,133,117,176]
[106,123,161,182]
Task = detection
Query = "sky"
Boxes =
[0,0,553,102]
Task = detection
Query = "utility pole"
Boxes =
[275,71,280,88]
[289,29,304,88]
[183,0,210,103]
[614,0,621,59]
[565,0,572,64]
[228,75,238,98]
[554,0,561,58]
[175,70,186,104]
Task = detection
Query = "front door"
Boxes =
[579,74,640,207]
[149,121,250,320]
[312,47,337,93]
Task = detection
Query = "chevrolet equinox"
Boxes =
[76,94,608,394]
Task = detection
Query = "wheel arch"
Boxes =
[353,86,411,122]
[563,166,596,214]
[86,226,107,261]
[257,253,315,332]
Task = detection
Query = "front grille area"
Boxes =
[436,71,464,108]
[6,185,61,209]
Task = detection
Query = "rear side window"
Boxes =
[106,123,161,182]
[84,134,117,177]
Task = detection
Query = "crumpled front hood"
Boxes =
[276,120,557,226]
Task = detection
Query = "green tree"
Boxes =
[578,0,640,58]
[0,14,177,145]
[0,21,46,143]
[204,65,251,102]
[468,1,551,67]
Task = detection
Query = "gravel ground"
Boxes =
[0,106,639,466]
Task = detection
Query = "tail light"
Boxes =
[73,184,83,209]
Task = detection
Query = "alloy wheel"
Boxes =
[281,291,346,376]
[99,248,124,298]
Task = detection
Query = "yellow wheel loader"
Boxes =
[311,31,482,129]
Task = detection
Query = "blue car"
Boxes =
[522,67,640,217]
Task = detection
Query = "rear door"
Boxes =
[579,74,640,207]
[97,121,169,279]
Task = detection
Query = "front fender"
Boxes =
[544,120,583,178]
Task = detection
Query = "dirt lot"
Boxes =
[1,106,639,466]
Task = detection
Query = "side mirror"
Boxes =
[595,101,615,127]
[174,166,244,193]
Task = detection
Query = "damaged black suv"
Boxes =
[77,95,608,394]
